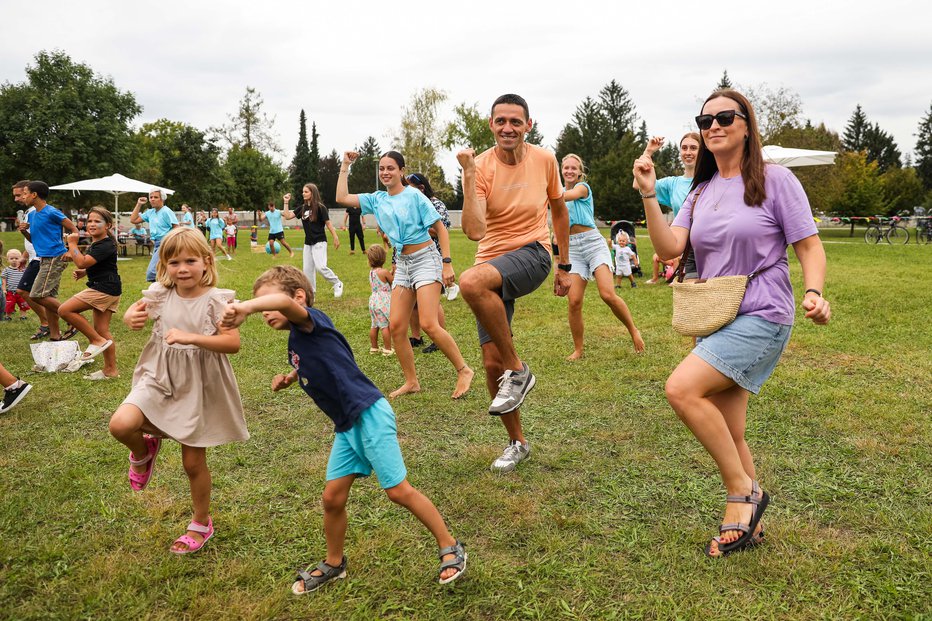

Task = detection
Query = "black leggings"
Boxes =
[348,225,365,251]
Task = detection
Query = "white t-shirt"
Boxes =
[225,224,236,237]
[614,245,635,273]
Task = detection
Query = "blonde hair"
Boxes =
[155,228,218,289]
[6,248,22,261]
[561,153,588,182]
[252,265,314,307]
[366,244,386,268]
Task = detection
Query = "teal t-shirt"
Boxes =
[566,182,596,228]
[655,176,694,216]
[206,217,224,239]
[265,209,284,234]
[141,206,179,241]
[358,186,440,249]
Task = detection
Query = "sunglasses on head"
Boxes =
[695,110,747,131]
[406,174,423,184]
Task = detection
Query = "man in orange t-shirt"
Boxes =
[457,93,571,474]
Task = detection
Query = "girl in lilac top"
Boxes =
[634,89,831,559]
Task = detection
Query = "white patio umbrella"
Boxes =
[762,145,836,168]
[49,173,174,227]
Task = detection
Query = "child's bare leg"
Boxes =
[293,475,355,592]
[108,403,148,472]
[369,327,379,349]
[384,480,458,581]
[415,283,473,398]
[171,445,211,552]
[381,327,392,350]
[93,310,118,377]
[59,298,107,346]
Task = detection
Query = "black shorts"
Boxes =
[268,231,285,241]
[475,242,551,346]
[17,259,41,294]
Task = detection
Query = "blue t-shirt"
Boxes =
[288,307,384,433]
[655,176,694,216]
[566,182,596,228]
[206,218,225,240]
[358,186,440,249]
[182,212,194,228]
[265,209,284,234]
[27,204,67,258]
[141,206,179,241]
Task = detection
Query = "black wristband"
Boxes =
[442,257,452,264]
[805,288,822,297]
[557,263,572,272]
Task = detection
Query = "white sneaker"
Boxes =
[446,283,460,301]
[226,255,233,261]
[333,281,344,298]
[491,440,530,473]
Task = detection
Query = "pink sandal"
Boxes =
[127,434,161,491]
[170,518,214,555]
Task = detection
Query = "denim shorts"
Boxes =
[693,314,792,394]
[393,245,442,290]
[326,398,407,489]
[476,242,552,345]
[568,228,612,281]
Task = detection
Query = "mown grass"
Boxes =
[0,228,929,620]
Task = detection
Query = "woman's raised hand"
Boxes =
[632,155,657,194]
[343,151,359,166]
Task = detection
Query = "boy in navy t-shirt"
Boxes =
[221,265,466,593]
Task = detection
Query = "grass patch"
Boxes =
[0,229,930,620]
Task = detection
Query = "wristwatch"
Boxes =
[442,257,452,264]
[557,263,572,272]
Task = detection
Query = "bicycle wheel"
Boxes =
[886,225,909,245]
[864,226,882,244]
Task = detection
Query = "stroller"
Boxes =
[609,220,643,277]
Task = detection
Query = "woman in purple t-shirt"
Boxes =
[633,89,831,558]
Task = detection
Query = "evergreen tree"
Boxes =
[526,122,544,146]
[914,103,932,191]
[842,104,868,152]
[862,123,901,172]
[309,121,320,183]
[636,121,649,145]
[717,70,733,90]
[289,110,315,199]
[317,150,342,206]
[599,80,637,139]
[348,136,380,194]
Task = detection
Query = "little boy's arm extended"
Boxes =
[221,293,314,331]
[272,370,299,392]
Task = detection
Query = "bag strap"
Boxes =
[673,179,783,283]
[673,182,708,283]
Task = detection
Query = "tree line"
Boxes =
[1,53,930,222]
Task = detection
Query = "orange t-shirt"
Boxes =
[474,144,563,263]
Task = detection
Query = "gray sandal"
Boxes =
[438,540,467,585]
[292,556,347,595]
[705,480,769,557]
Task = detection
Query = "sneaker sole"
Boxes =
[488,372,536,416]
[1,384,32,413]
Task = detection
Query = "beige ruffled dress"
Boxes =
[123,283,249,447]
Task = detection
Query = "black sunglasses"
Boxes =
[695,110,747,130]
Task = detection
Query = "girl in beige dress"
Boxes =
[109,228,248,555]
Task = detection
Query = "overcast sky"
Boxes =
[3,0,930,184]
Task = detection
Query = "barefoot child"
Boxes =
[58,206,121,379]
[109,228,248,554]
[221,265,467,592]
[366,244,393,355]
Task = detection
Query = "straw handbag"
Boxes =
[670,183,777,337]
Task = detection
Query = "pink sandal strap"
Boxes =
[186,519,212,535]
[172,535,204,552]
[171,518,213,554]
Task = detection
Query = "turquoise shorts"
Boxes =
[326,398,407,489]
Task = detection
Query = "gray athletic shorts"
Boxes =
[475,242,552,346]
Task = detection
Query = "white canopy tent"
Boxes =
[49,174,175,227]
[762,145,836,168]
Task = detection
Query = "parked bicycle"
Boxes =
[916,216,931,245]
[864,216,910,245]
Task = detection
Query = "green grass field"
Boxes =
[0,227,929,620]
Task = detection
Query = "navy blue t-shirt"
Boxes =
[288,307,384,432]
